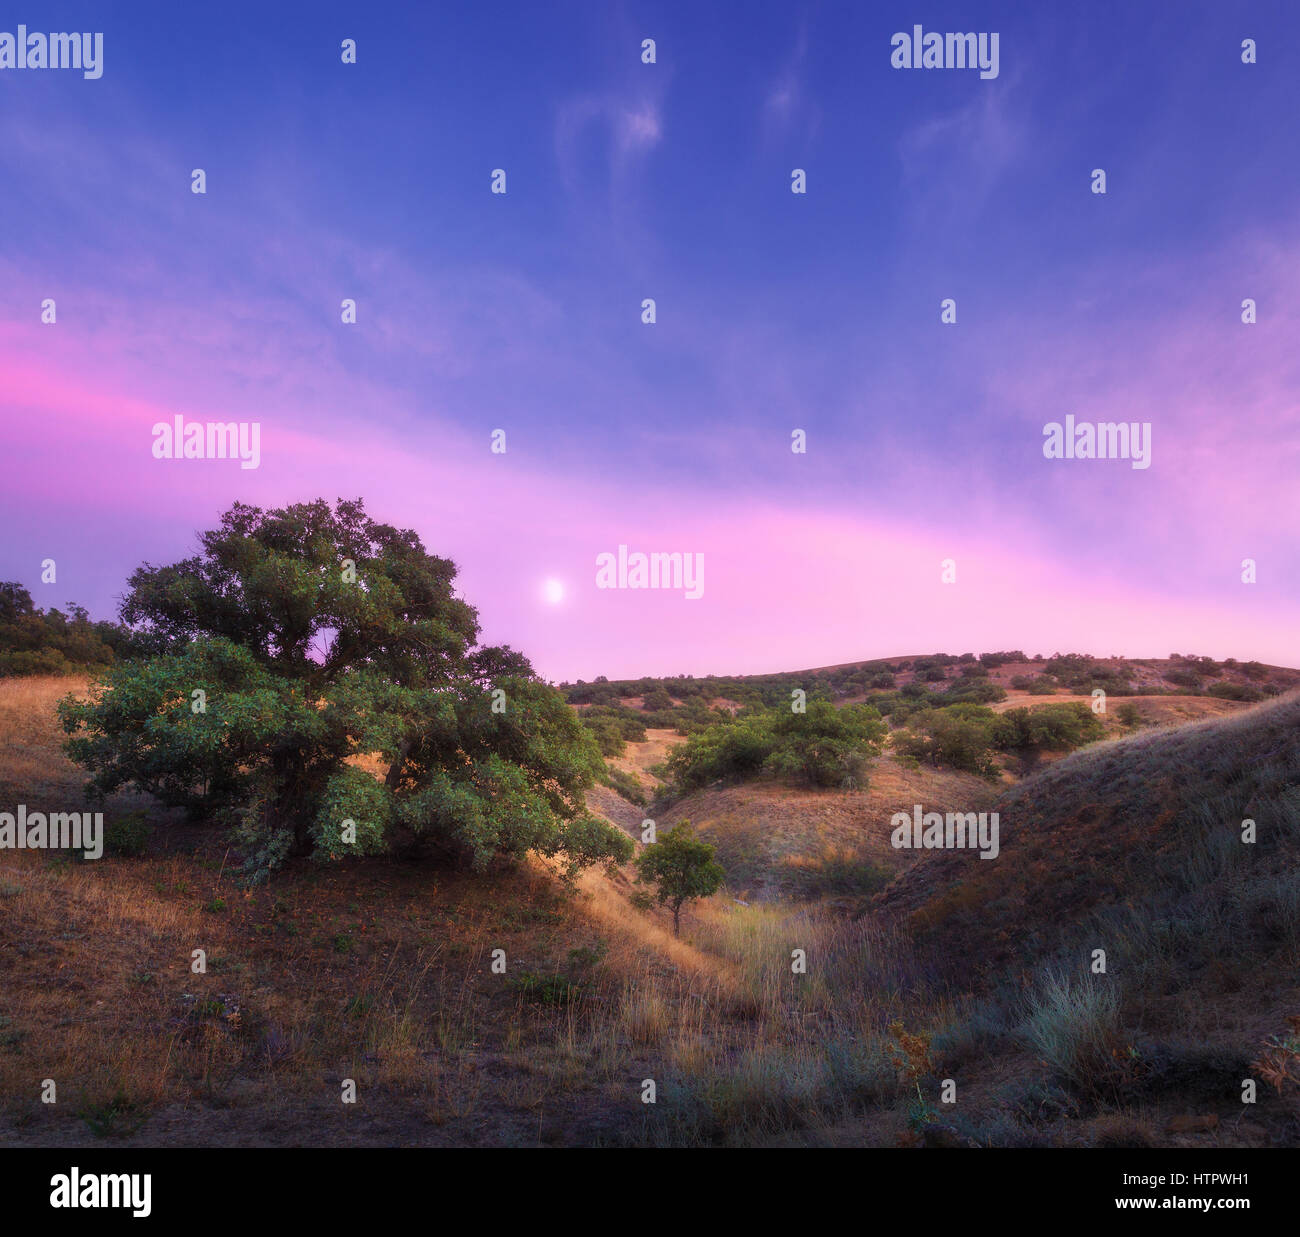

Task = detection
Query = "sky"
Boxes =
[2,1,1298,681]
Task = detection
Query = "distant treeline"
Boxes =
[562,652,1036,711]
[561,649,1282,719]
[567,650,1286,778]
[0,582,147,678]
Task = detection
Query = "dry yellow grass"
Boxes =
[0,674,95,801]
[5,673,1290,1148]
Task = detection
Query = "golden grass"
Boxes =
[5,674,1291,1147]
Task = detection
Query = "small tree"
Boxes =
[635,821,724,936]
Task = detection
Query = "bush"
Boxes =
[663,701,886,793]
[600,765,647,806]
[581,706,647,757]
[995,704,1104,756]
[944,679,1007,705]
[979,650,1027,668]
[893,704,1003,777]
[1011,674,1058,694]
[104,812,152,858]
[1021,972,1126,1102]
[1206,681,1265,703]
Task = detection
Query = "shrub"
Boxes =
[663,701,885,793]
[893,704,1003,777]
[1021,972,1125,1101]
[600,765,647,806]
[1206,681,1265,703]
[979,650,1027,668]
[995,704,1104,756]
[944,679,1007,705]
[104,812,152,858]
[1115,702,1141,727]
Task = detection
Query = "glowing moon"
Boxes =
[543,579,564,605]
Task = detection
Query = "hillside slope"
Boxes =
[879,691,1300,981]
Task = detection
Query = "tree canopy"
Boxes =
[59,498,632,881]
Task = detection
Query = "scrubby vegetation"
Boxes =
[0,582,139,678]
[660,700,887,794]
[893,702,1104,777]
[881,691,1300,1126]
[4,625,1299,1150]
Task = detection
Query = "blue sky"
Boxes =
[3,2,1298,678]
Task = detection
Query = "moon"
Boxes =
[543,579,564,605]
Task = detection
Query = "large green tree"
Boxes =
[59,498,632,881]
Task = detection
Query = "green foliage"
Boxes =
[508,970,581,1005]
[1115,701,1142,727]
[635,820,725,934]
[895,699,1104,778]
[979,650,1027,668]
[600,764,647,806]
[0,582,128,677]
[893,704,1004,777]
[59,498,631,882]
[943,678,1007,705]
[579,705,647,756]
[662,701,885,793]
[1011,674,1057,694]
[1206,681,1265,702]
[995,704,1105,755]
[104,811,152,858]
[641,686,675,710]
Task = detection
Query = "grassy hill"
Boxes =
[3,667,1300,1147]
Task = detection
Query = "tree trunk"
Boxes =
[384,739,413,790]
[672,903,681,936]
